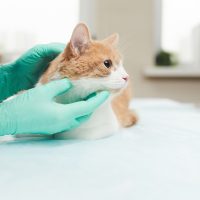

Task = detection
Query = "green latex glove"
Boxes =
[0,79,109,136]
[0,43,65,102]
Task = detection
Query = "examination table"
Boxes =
[0,99,200,200]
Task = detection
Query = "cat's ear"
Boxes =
[103,33,119,46]
[69,23,91,56]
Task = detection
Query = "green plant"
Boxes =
[155,50,178,66]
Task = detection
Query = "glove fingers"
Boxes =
[76,113,92,124]
[64,119,80,131]
[44,43,65,59]
[42,79,72,98]
[64,91,109,117]
[28,43,65,61]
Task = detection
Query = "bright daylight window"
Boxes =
[161,0,200,66]
[0,0,79,62]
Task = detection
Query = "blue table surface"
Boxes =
[0,99,200,200]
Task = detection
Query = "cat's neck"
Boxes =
[55,79,113,104]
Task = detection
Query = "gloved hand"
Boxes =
[0,79,109,136]
[0,43,64,101]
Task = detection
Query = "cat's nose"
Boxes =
[122,75,129,81]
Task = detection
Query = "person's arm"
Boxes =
[0,43,65,101]
[0,79,109,136]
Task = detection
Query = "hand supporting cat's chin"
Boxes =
[54,76,128,105]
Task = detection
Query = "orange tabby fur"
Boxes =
[111,82,138,127]
[39,24,137,127]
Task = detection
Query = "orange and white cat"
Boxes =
[37,23,137,139]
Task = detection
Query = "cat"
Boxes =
[37,23,138,139]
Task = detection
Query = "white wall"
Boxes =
[0,0,79,52]
[92,0,200,103]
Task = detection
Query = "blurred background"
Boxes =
[0,0,200,103]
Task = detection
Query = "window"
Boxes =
[161,0,200,66]
[0,0,79,55]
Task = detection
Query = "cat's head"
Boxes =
[58,23,129,93]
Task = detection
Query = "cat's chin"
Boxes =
[107,84,128,94]
[100,87,125,96]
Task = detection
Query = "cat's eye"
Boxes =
[104,59,112,68]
